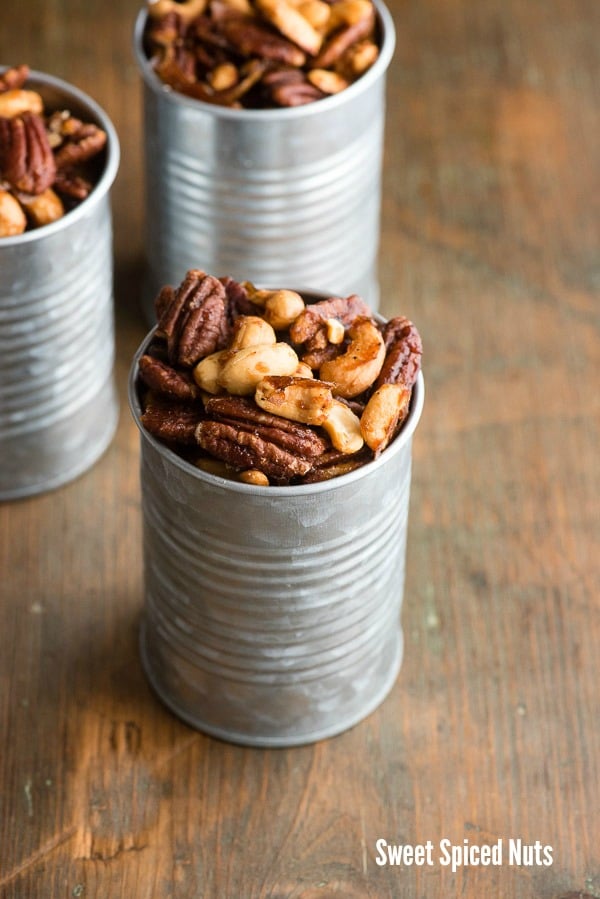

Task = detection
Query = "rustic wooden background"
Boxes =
[1,0,599,897]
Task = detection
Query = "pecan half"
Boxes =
[157,269,228,367]
[138,354,200,402]
[53,117,107,169]
[141,397,203,445]
[204,394,330,456]
[0,112,56,195]
[196,419,314,481]
[375,316,422,389]
[220,13,307,67]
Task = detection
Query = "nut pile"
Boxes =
[136,269,422,486]
[0,64,107,237]
[143,0,381,108]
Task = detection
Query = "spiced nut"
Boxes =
[322,399,364,453]
[147,0,208,22]
[17,187,64,228]
[254,375,333,425]
[360,382,411,453]
[319,316,385,398]
[218,342,299,395]
[255,0,324,55]
[0,188,27,236]
[0,89,44,119]
[193,349,227,394]
[250,288,306,330]
[230,315,277,350]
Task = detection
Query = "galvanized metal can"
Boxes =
[133,1,395,323]
[0,71,120,501]
[129,326,424,747]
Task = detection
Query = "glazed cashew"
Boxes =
[360,382,411,454]
[246,285,306,331]
[0,89,43,118]
[322,400,364,454]
[307,69,349,94]
[319,316,385,398]
[218,343,299,395]
[255,0,324,55]
[325,317,345,344]
[0,190,27,236]
[18,188,64,228]
[239,469,270,486]
[255,375,333,425]
[193,349,227,394]
[230,315,276,351]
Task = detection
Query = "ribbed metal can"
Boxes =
[129,327,424,747]
[0,72,120,501]
[133,1,395,323]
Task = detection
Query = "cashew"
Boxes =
[294,361,314,379]
[297,0,331,30]
[194,456,233,478]
[18,188,64,228]
[255,376,333,425]
[0,89,44,118]
[0,190,27,237]
[218,343,299,395]
[208,63,239,92]
[322,400,364,453]
[239,469,270,486]
[307,69,349,94]
[325,317,346,344]
[319,317,385,398]
[247,286,306,331]
[147,0,208,21]
[327,0,373,30]
[193,349,227,394]
[230,315,276,351]
[343,39,379,76]
[255,0,324,55]
[360,382,411,453]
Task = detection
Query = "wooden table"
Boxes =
[1,1,599,896]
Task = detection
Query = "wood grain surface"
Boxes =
[1,1,599,897]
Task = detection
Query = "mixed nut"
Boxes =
[0,64,108,237]
[143,0,381,108]
[136,269,422,485]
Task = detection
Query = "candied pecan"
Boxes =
[155,285,177,322]
[141,399,203,445]
[269,77,326,107]
[220,13,306,67]
[0,112,56,194]
[302,447,372,482]
[311,10,375,69]
[220,276,260,321]
[138,354,199,402]
[289,293,372,344]
[300,328,343,370]
[204,395,330,456]
[157,269,228,367]
[53,168,92,200]
[375,316,422,389]
[0,64,30,93]
[196,420,313,481]
[53,118,107,169]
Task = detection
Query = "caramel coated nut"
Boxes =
[230,315,277,350]
[17,187,64,227]
[296,0,331,31]
[307,69,349,94]
[319,316,385,398]
[193,349,227,394]
[239,468,270,486]
[327,0,373,31]
[0,188,27,236]
[0,89,44,118]
[360,382,411,454]
[255,375,333,425]
[322,399,364,453]
[247,287,306,330]
[218,342,299,395]
[255,0,324,55]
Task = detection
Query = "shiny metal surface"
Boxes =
[133,1,395,321]
[0,72,120,500]
[129,327,424,746]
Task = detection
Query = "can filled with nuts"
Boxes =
[128,296,424,747]
[133,0,395,324]
[0,70,120,500]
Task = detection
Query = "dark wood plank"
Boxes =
[1,0,599,896]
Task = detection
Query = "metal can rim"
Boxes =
[128,314,424,497]
[0,68,120,248]
[132,0,396,122]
